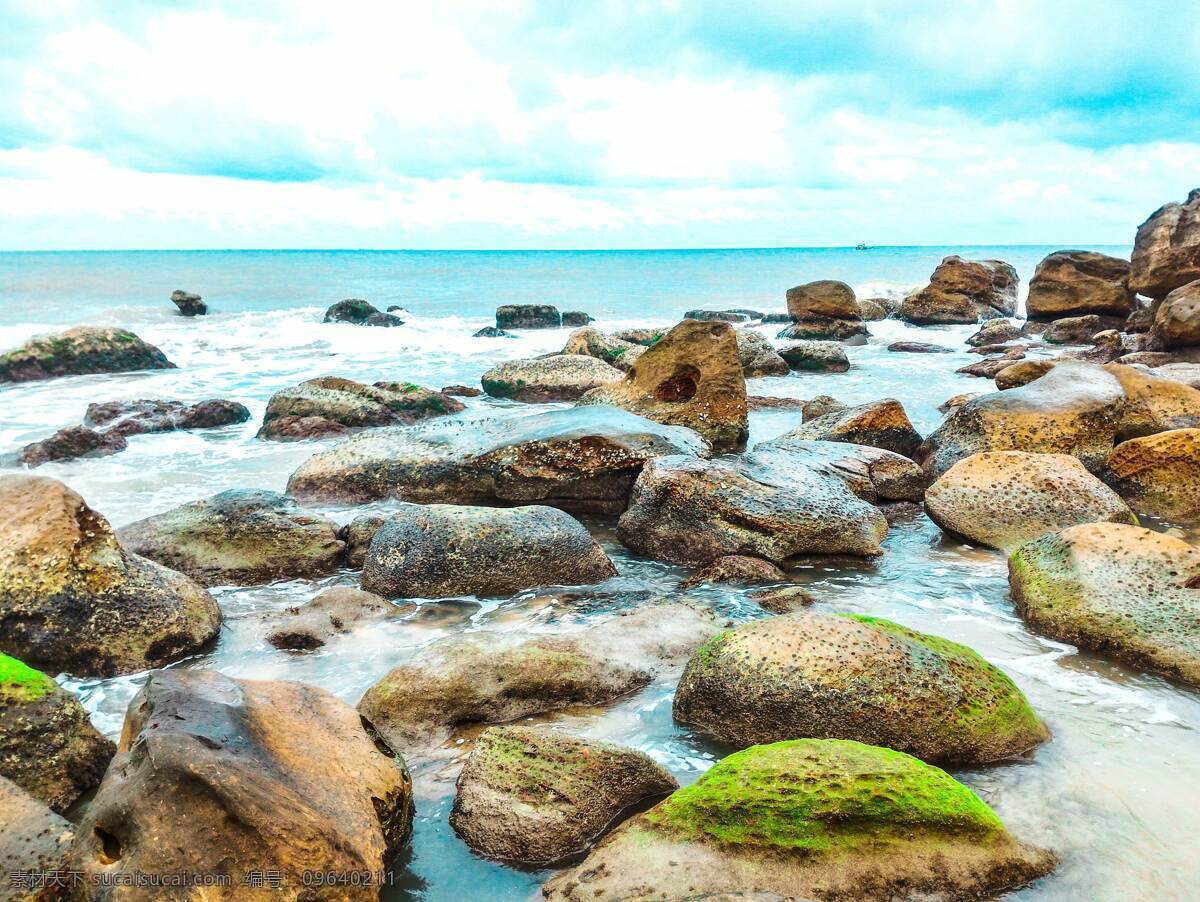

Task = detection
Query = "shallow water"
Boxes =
[4,246,1198,901]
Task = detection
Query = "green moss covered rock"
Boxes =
[1009,522,1200,686]
[260,376,464,440]
[674,612,1048,765]
[450,726,676,866]
[0,326,174,383]
[481,354,623,402]
[544,738,1054,900]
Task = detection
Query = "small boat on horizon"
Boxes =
[855,242,869,250]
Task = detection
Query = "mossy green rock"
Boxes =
[450,726,677,866]
[481,354,623,402]
[0,326,174,383]
[0,654,114,812]
[1009,522,1200,687]
[544,739,1054,900]
[674,612,1048,765]
[260,375,463,440]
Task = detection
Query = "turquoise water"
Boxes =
[3,245,1197,902]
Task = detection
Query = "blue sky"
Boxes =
[1,0,1197,250]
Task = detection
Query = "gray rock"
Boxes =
[170,289,207,316]
[482,355,623,402]
[778,340,849,372]
[266,587,405,650]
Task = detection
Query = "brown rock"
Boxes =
[777,340,850,372]
[1106,428,1200,520]
[85,398,251,437]
[18,426,127,466]
[679,555,787,589]
[775,317,869,342]
[1041,313,1125,345]
[957,348,1027,378]
[561,327,645,372]
[1130,188,1200,299]
[995,359,1057,389]
[786,280,859,320]
[779,398,922,459]
[1026,250,1134,318]
[748,585,816,613]
[482,355,624,402]
[734,329,789,377]
[1,776,74,897]
[0,327,175,384]
[901,256,1019,324]
[1152,279,1200,348]
[339,514,385,567]
[266,587,406,650]
[967,318,1022,346]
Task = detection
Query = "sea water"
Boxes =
[3,246,1197,901]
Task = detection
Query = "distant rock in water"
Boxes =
[561,310,593,327]
[286,405,708,512]
[1130,188,1200,299]
[496,304,561,329]
[169,289,206,316]
[441,383,482,397]
[85,398,250,437]
[481,355,623,402]
[259,376,463,440]
[0,326,175,383]
[901,255,1018,324]
[473,325,515,338]
[1026,251,1134,319]
[19,426,127,466]
[684,309,751,323]
[323,298,403,327]
[967,318,1022,346]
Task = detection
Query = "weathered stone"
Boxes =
[995,359,1057,389]
[18,426,127,466]
[1106,428,1200,520]
[496,304,561,329]
[779,398,922,459]
[1009,523,1200,686]
[1027,251,1134,318]
[561,327,645,371]
[450,726,677,866]
[1042,313,1124,344]
[169,289,206,316]
[561,311,593,327]
[67,670,413,899]
[1152,361,1200,389]
[676,613,1048,763]
[925,452,1134,551]
[679,555,787,589]
[0,654,114,812]
[543,739,1055,901]
[967,318,1022,346]
[0,327,175,383]
[85,398,251,437]
[775,317,868,342]
[579,319,748,452]
[786,280,859,320]
[482,355,623,402]
[957,348,1026,378]
[118,489,344,587]
[0,476,220,677]
[0,776,74,897]
[938,391,982,413]
[323,298,403,326]
[260,376,463,440]
[266,587,404,650]
[887,340,951,353]
[1130,188,1200,299]
[339,514,386,568]
[1152,279,1200,348]
[1104,362,1200,440]
[609,328,664,346]
[857,296,898,320]
[901,256,1019,324]
[802,394,847,420]
[735,328,789,377]
[474,326,515,338]
[749,585,816,613]
[361,503,616,599]
[777,339,849,372]
[286,406,707,513]
[746,394,806,410]
[685,309,750,323]
[358,604,717,749]
[442,384,482,397]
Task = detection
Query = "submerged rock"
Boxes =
[118,489,344,587]
[170,289,206,316]
[0,654,114,812]
[18,425,127,466]
[358,604,717,749]
[1009,523,1200,687]
[442,384,483,397]
[474,326,515,338]
[450,726,677,867]
[1130,188,1200,299]
[0,326,175,383]
[780,398,922,458]
[496,304,561,329]
[543,738,1054,901]
[1152,279,1200,348]
[775,316,868,342]
[1106,428,1200,520]
[925,451,1134,551]
[749,584,816,613]
[323,297,403,326]
[675,613,1048,764]
[1,776,74,895]
[1026,250,1134,319]
[561,311,593,327]
[679,554,787,589]
[286,405,707,512]
[266,587,405,650]
[786,280,860,320]
[67,669,414,897]
[967,318,1022,346]
[0,475,220,677]
[260,376,463,440]
[578,319,748,452]
[85,398,251,437]
[888,340,951,353]
[481,355,623,402]
[734,328,789,377]
[361,503,616,599]
[901,255,1019,324]
[778,339,849,372]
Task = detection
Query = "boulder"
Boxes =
[1026,250,1135,318]
[786,280,859,320]
[675,613,1047,763]
[1126,302,1157,333]
[561,327,645,371]
[339,514,386,568]
[266,587,405,651]
[474,326,515,338]
[887,340,951,353]
[685,309,750,323]
[778,339,849,372]
[1,776,74,897]
[857,296,898,320]
[482,355,624,403]
[1152,279,1200,347]
[759,434,926,502]
[85,398,251,437]
[496,304,561,329]
[0,327,175,383]
[260,376,463,440]
[938,390,982,413]
[1106,428,1200,520]
[779,398,922,459]
[609,327,664,346]
[323,298,403,327]
[1153,361,1200,389]
[917,361,1126,478]
[118,489,344,587]
[1103,362,1200,440]
[18,426,127,466]
[66,670,414,897]
[957,348,1026,378]
[169,289,206,316]
[543,739,1055,901]
[358,604,717,749]
[775,317,868,342]
[746,394,806,410]
[1130,188,1200,299]
[0,654,114,812]
[734,328,789,377]
[361,503,616,599]
[901,256,1019,324]
[967,318,1022,346]
[442,384,482,397]
[286,405,707,512]
[925,451,1134,551]
[0,476,220,677]
[450,726,677,866]
[578,319,748,452]
[1041,313,1124,344]
[679,555,787,589]
[802,394,847,419]
[561,311,593,327]
[1009,523,1200,686]
[995,359,1056,389]
[749,585,816,613]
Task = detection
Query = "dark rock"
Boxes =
[786,280,859,320]
[901,256,1019,324]
[778,340,849,372]
[442,384,482,397]
[1041,313,1126,344]
[339,514,386,568]
[561,311,593,327]
[748,585,815,613]
[323,298,403,326]
[260,376,463,440]
[496,304,561,329]
[775,317,868,342]
[85,398,250,437]
[679,555,787,589]
[956,349,1027,378]
[746,395,806,410]
[1026,251,1134,318]
[18,426,127,466]
[685,309,750,323]
[1130,188,1200,299]
[266,587,405,650]
[780,398,923,458]
[802,394,848,420]
[474,326,516,338]
[0,327,175,383]
[887,341,950,353]
[169,289,206,316]
[0,776,74,891]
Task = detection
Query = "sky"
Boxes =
[1,0,1198,250]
